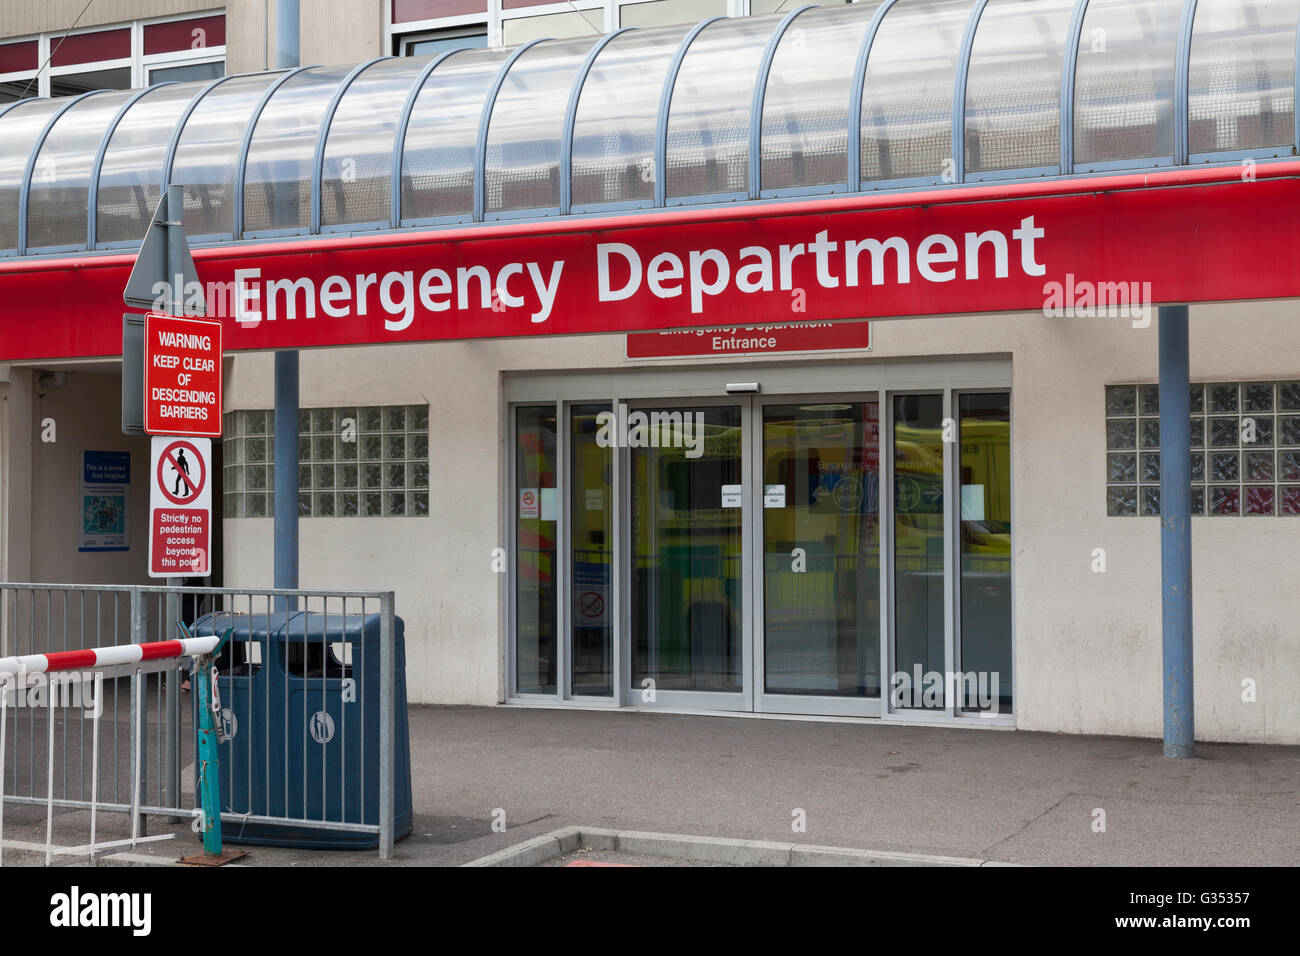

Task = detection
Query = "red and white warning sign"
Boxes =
[518,488,539,519]
[148,436,211,578]
[143,312,222,437]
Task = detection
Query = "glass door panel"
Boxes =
[515,406,558,695]
[892,394,946,710]
[761,401,881,700]
[631,405,744,695]
[958,392,1012,714]
[570,403,613,696]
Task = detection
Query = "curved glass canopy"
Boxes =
[3,0,1298,257]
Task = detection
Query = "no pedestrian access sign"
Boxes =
[144,312,222,436]
[148,436,211,578]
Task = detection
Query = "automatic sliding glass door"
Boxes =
[514,406,558,695]
[890,394,947,712]
[756,399,882,717]
[629,403,749,710]
[957,392,1013,715]
[510,377,1010,721]
[570,404,613,697]
[884,390,1013,718]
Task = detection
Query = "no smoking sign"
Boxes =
[148,436,212,578]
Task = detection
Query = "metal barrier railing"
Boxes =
[0,583,399,863]
[0,634,219,865]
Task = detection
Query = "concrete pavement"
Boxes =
[5,704,1297,865]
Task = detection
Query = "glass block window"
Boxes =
[1105,382,1300,517]
[223,405,429,518]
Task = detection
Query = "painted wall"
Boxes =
[217,301,1300,744]
[299,0,383,65]
[0,369,153,656]
[26,371,153,588]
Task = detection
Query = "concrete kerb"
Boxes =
[462,827,1016,867]
[2,831,1021,867]
[0,839,186,867]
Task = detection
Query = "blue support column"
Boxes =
[274,352,299,591]
[273,0,300,597]
[1158,305,1194,758]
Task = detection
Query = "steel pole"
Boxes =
[1158,305,1194,758]
[164,183,184,815]
[274,354,299,598]
[273,0,300,605]
[379,591,394,861]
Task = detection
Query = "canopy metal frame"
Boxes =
[3,0,1298,259]
[17,90,107,256]
[312,56,394,235]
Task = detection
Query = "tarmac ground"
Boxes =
[2,704,1297,866]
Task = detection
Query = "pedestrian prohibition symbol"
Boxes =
[155,439,207,504]
[148,436,212,578]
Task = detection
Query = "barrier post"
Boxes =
[178,623,245,866]
[195,654,222,855]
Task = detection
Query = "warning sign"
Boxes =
[143,312,222,436]
[572,561,609,627]
[519,488,539,519]
[148,436,211,578]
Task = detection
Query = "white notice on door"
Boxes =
[585,489,604,511]
[721,484,743,508]
[539,487,558,522]
[961,484,985,521]
[764,484,786,508]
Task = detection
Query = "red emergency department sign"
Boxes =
[148,436,211,578]
[143,312,222,436]
[4,164,1300,363]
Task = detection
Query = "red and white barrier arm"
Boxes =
[0,636,219,677]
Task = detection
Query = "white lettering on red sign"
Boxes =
[221,217,1045,329]
[143,313,222,437]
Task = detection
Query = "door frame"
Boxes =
[502,357,1014,725]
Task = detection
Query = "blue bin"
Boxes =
[191,610,413,850]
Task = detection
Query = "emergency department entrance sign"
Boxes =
[144,312,222,437]
[148,436,211,578]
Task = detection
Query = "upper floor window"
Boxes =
[0,13,226,102]
[398,26,489,57]
[386,1,774,53]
